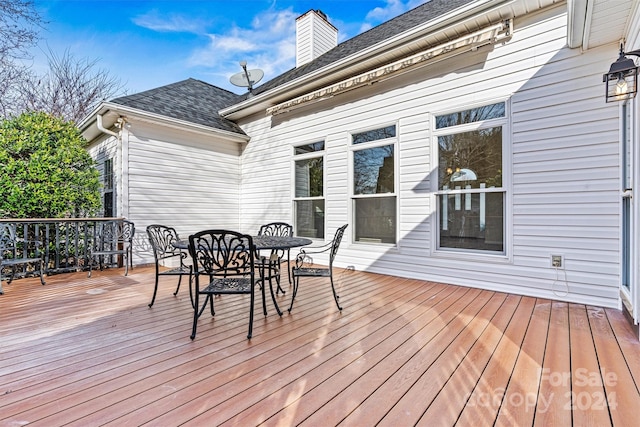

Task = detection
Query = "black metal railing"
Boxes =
[0,218,127,278]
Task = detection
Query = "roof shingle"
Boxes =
[111,78,246,135]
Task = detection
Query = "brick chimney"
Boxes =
[296,10,338,68]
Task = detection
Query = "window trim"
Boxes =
[103,158,115,218]
[430,99,512,260]
[349,122,399,246]
[292,140,326,240]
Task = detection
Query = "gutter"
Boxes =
[96,113,119,138]
[83,102,249,144]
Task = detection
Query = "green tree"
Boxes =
[0,111,101,218]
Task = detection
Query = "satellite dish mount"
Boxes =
[229,61,264,94]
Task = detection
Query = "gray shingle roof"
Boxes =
[111,78,246,135]
[252,0,476,95]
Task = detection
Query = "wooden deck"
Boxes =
[1,266,639,426]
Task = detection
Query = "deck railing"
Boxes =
[0,218,126,278]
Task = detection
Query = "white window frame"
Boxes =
[292,141,326,240]
[103,158,115,218]
[349,123,399,245]
[431,99,512,260]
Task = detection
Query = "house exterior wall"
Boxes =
[238,3,622,308]
[88,120,242,265]
[87,134,119,217]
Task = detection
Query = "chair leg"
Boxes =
[275,262,286,295]
[330,275,343,311]
[188,272,195,309]
[190,297,199,340]
[191,294,211,340]
[38,260,46,285]
[266,275,281,316]
[248,288,255,339]
[288,274,300,313]
[261,278,268,316]
[124,254,129,276]
[148,271,160,307]
[173,273,183,296]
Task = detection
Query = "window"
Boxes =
[435,102,506,253]
[351,125,397,244]
[293,141,325,239]
[103,158,114,217]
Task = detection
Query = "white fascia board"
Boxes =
[220,0,509,120]
[81,102,249,144]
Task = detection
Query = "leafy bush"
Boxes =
[0,112,101,218]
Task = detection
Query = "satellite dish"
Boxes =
[229,61,264,92]
[229,69,263,87]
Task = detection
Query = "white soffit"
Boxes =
[266,21,509,116]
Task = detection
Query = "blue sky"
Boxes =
[30,0,428,96]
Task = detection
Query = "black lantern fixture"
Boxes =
[603,44,640,103]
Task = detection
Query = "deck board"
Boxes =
[283,287,485,426]
[569,303,613,426]
[533,301,572,426]
[375,288,493,426]
[456,296,537,425]
[1,267,640,426]
[587,306,639,425]
[417,293,520,427]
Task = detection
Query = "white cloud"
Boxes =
[213,35,257,52]
[187,7,298,88]
[365,0,429,26]
[366,0,408,22]
[132,10,206,33]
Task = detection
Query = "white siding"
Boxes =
[296,10,338,67]
[90,121,242,266]
[87,135,119,216]
[238,4,622,308]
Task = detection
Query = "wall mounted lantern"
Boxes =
[603,45,640,102]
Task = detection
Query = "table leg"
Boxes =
[259,259,282,316]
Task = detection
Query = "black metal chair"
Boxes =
[88,220,135,277]
[289,224,348,312]
[257,222,293,294]
[0,223,46,294]
[146,224,193,307]
[188,229,266,340]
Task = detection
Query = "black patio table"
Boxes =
[173,235,312,315]
[172,235,311,253]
